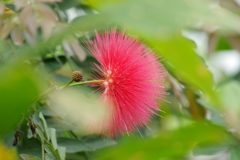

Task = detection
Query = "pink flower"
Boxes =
[87,29,167,137]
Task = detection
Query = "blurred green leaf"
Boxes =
[185,86,206,121]
[91,0,240,37]
[43,56,67,73]
[44,145,55,157]
[2,0,13,4]
[58,146,66,160]
[216,36,232,51]
[193,143,229,156]
[217,80,240,111]
[57,0,79,11]
[58,138,92,153]
[36,127,45,142]
[58,137,116,153]
[83,137,117,150]
[99,122,227,160]
[20,154,41,160]
[209,111,227,127]
[46,119,75,132]
[39,112,50,141]
[19,149,42,160]
[48,128,58,150]
[153,35,214,96]
[230,146,240,160]
[45,153,55,160]
[40,107,58,117]
[0,63,42,135]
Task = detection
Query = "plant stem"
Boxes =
[41,140,44,160]
[35,79,104,102]
[59,80,104,89]
[61,80,73,89]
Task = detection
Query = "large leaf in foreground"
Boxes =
[0,62,42,135]
[99,122,227,160]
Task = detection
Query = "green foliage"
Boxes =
[99,122,228,160]
[2,0,13,4]
[1,0,240,160]
[20,154,41,160]
[0,62,42,135]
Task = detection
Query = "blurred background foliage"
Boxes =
[0,0,240,160]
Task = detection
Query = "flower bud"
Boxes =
[72,71,82,82]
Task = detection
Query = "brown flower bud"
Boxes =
[72,71,82,82]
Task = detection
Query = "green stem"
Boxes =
[41,140,44,160]
[61,80,74,90]
[34,80,104,102]
[60,80,104,89]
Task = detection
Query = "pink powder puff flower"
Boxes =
[87,29,167,137]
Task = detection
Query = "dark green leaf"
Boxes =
[20,154,41,160]
[43,56,67,73]
[19,149,42,160]
[57,0,79,11]
[57,138,93,153]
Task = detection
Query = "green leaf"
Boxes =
[19,149,42,160]
[44,145,54,155]
[57,138,93,153]
[99,122,227,160]
[40,107,58,117]
[45,153,55,160]
[48,128,58,150]
[57,0,79,11]
[46,119,75,132]
[58,137,116,153]
[230,146,240,160]
[84,137,117,150]
[152,35,214,96]
[90,0,240,36]
[193,143,229,156]
[39,112,50,141]
[43,56,67,73]
[20,154,41,160]
[216,81,240,111]
[2,0,14,4]
[0,63,41,135]
[216,36,232,51]
[58,146,66,160]
[36,127,45,142]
